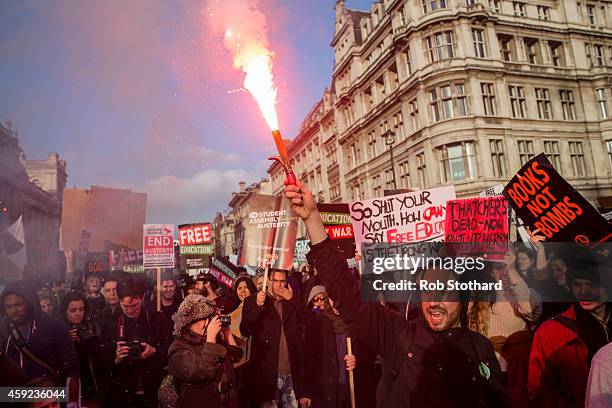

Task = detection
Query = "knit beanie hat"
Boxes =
[173,294,217,336]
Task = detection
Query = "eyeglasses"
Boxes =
[312,296,327,303]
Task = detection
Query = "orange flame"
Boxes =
[206,0,279,132]
[225,29,279,131]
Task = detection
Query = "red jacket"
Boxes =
[528,306,589,408]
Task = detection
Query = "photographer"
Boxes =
[168,294,243,407]
[61,292,102,407]
[99,277,164,407]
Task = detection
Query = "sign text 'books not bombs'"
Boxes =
[444,196,509,260]
[503,153,612,244]
[178,223,214,274]
[349,186,456,245]
[240,194,298,269]
[143,224,175,268]
[317,203,356,259]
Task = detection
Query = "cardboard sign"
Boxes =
[349,186,456,245]
[480,184,533,249]
[143,224,175,268]
[317,203,356,259]
[444,196,509,259]
[178,223,214,273]
[240,194,298,269]
[503,153,611,244]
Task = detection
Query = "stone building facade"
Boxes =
[0,122,65,281]
[268,0,612,213]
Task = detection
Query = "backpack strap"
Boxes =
[9,325,62,380]
[553,315,578,335]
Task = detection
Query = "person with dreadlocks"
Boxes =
[284,179,508,408]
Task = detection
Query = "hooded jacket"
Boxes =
[0,281,80,383]
[307,238,509,408]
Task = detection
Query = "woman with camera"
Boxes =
[168,294,243,408]
[61,291,102,408]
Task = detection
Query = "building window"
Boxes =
[508,85,527,118]
[429,82,467,122]
[368,131,378,159]
[481,82,497,116]
[466,0,477,5]
[416,152,428,188]
[350,142,361,168]
[488,0,500,13]
[425,31,454,63]
[560,89,576,120]
[517,140,535,165]
[585,43,592,67]
[549,42,565,67]
[569,141,587,176]
[607,140,612,170]
[594,44,604,66]
[439,142,478,182]
[535,88,552,119]
[586,4,597,25]
[409,98,420,131]
[430,89,440,122]
[393,112,405,141]
[472,29,486,58]
[399,160,411,188]
[537,6,550,20]
[513,2,526,17]
[403,47,412,76]
[372,174,382,197]
[543,140,562,170]
[385,169,395,189]
[422,0,447,14]
[489,139,506,177]
[524,38,541,64]
[499,36,515,61]
[597,88,608,119]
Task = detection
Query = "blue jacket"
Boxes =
[0,281,80,382]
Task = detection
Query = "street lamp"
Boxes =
[381,130,398,189]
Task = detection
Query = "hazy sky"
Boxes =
[0,0,372,225]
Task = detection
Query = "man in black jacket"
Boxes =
[98,276,164,407]
[241,268,308,407]
[285,180,508,408]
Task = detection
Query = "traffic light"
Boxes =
[0,200,8,214]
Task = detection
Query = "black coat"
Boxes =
[240,293,307,404]
[98,305,165,407]
[307,238,509,408]
[304,313,378,408]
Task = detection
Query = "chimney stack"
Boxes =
[239,181,246,192]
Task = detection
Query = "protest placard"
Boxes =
[444,196,509,260]
[209,257,239,288]
[349,186,456,245]
[317,203,356,258]
[480,184,533,249]
[143,224,175,268]
[178,223,214,273]
[240,194,298,269]
[293,239,310,264]
[503,153,611,244]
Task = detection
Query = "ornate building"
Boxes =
[268,0,612,213]
[0,122,65,282]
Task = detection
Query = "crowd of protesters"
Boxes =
[0,180,609,408]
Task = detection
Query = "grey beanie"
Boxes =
[308,285,326,305]
[173,294,217,336]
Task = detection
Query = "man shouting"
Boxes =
[284,180,508,407]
